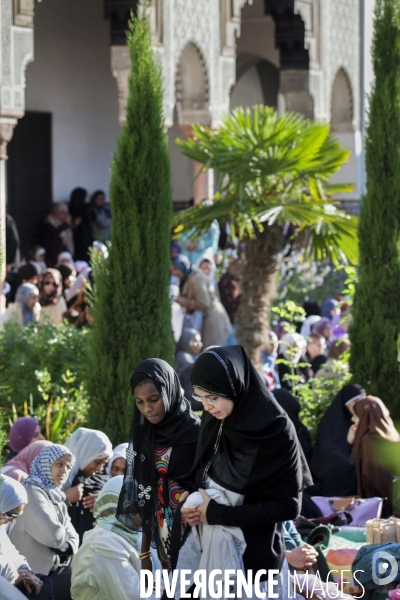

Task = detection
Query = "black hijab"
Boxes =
[187,346,312,499]
[273,388,312,464]
[116,359,200,540]
[310,383,365,496]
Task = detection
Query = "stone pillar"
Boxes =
[280,70,314,119]
[179,125,214,206]
[0,117,17,314]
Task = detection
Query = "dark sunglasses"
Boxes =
[3,511,23,519]
[43,281,58,287]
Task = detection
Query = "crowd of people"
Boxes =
[3,189,111,328]
[0,339,398,599]
[2,214,399,598]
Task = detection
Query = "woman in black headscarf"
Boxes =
[116,359,200,573]
[309,383,366,497]
[175,346,311,593]
[69,188,93,262]
[273,388,312,464]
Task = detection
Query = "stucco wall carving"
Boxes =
[320,0,360,128]
[1,0,33,116]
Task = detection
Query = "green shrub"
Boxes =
[0,323,88,418]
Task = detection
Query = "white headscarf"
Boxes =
[0,475,27,515]
[300,315,321,340]
[195,252,217,283]
[106,443,128,477]
[279,333,307,364]
[64,428,112,489]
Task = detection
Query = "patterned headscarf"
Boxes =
[24,444,75,504]
[94,475,138,548]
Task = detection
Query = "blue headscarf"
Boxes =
[16,283,39,325]
[25,444,75,504]
[321,298,338,320]
[171,254,191,289]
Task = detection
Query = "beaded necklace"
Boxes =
[202,418,224,487]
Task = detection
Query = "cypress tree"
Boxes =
[87,12,174,442]
[350,0,400,412]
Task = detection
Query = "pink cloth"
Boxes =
[2,440,53,481]
[8,417,40,453]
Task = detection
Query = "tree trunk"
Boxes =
[235,226,285,372]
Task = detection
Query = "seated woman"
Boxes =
[283,520,318,572]
[71,476,141,600]
[39,269,68,326]
[9,446,79,600]
[5,418,44,463]
[176,346,311,597]
[309,383,366,498]
[2,440,53,482]
[5,284,40,327]
[106,444,128,478]
[117,359,200,573]
[282,520,352,598]
[175,328,203,408]
[352,397,400,516]
[0,475,45,598]
[64,428,112,544]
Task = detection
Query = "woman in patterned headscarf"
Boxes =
[117,359,200,574]
[10,445,79,600]
[39,268,68,326]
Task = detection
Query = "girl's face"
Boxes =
[323,324,332,339]
[199,260,211,276]
[189,333,203,355]
[27,292,39,310]
[134,381,166,425]
[43,275,57,294]
[51,454,73,487]
[30,425,44,444]
[82,458,109,478]
[192,387,234,420]
[95,194,105,207]
[111,457,126,477]
[64,272,76,289]
[0,503,25,525]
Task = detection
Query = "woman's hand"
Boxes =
[180,491,200,527]
[181,506,200,527]
[15,570,43,595]
[196,489,210,525]
[285,544,318,570]
[65,484,84,504]
[82,493,98,511]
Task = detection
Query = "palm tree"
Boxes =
[173,106,358,369]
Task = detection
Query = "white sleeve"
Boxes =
[0,556,19,584]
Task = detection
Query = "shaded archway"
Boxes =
[231,54,279,111]
[331,68,354,133]
[176,42,210,126]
